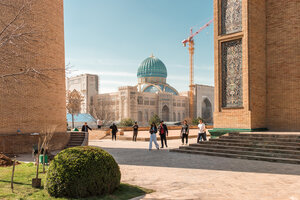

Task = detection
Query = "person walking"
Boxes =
[181,120,189,145]
[158,120,168,148]
[132,122,139,142]
[110,123,118,141]
[81,122,92,133]
[97,119,102,129]
[149,122,159,150]
[197,119,207,143]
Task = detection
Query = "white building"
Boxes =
[92,56,189,126]
[67,56,214,125]
[66,74,99,113]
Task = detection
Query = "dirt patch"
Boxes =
[0,153,20,167]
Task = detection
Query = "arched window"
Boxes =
[162,105,169,121]
[138,111,143,122]
[144,110,149,122]
[202,98,212,123]
[178,113,181,121]
[173,112,176,121]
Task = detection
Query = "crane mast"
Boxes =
[188,39,195,119]
[182,19,213,119]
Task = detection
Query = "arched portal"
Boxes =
[202,98,212,123]
[162,105,169,121]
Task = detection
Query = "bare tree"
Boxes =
[66,89,84,129]
[91,96,116,126]
[32,125,56,188]
[0,0,64,90]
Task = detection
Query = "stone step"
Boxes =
[65,132,86,149]
[170,149,300,165]
[70,136,85,138]
[220,135,300,142]
[69,138,84,141]
[200,141,300,150]
[70,134,85,136]
[189,143,300,154]
[179,146,300,160]
[228,133,300,138]
[209,138,300,146]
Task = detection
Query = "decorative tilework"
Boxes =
[221,39,243,108]
[221,0,242,35]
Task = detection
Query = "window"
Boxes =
[144,97,149,105]
[221,39,243,108]
[138,96,143,105]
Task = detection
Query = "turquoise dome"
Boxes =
[137,56,167,78]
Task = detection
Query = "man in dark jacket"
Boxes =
[132,122,139,142]
[81,122,92,133]
[158,120,168,148]
[110,123,118,141]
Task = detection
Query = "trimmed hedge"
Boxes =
[46,146,121,198]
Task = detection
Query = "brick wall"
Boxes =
[213,0,300,131]
[0,0,67,152]
[266,0,300,131]
[0,132,70,154]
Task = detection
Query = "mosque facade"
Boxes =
[90,55,214,126]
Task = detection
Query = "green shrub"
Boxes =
[120,118,135,127]
[149,114,161,125]
[46,146,121,198]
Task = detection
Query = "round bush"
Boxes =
[46,146,121,198]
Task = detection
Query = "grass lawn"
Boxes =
[0,163,152,200]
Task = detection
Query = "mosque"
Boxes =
[89,55,214,126]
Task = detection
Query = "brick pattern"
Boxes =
[0,0,67,152]
[214,0,299,131]
[266,0,300,131]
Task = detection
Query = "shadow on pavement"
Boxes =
[91,146,300,176]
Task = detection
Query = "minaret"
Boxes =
[0,0,67,152]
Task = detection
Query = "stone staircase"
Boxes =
[171,133,300,164]
[65,132,86,149]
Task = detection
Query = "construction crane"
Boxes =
[182,19,213,119]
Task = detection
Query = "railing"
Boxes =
[81,132,89,146]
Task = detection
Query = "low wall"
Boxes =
[0,132,70,155]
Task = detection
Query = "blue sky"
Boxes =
[64,0,214,93]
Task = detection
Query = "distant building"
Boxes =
[68,56,214,125]
[180,84,214,123]
[67,74,99,113]
[93,55,189,126]
[195,84,214,124]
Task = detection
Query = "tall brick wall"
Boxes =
[248,0,267,129]
[213,0,252,129]
[213,0,299,131]
[266,0,300,131]
[0,0,68,152]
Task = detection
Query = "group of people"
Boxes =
[81,118,207,150]
[134,119,207,150]
[148,120,169,150]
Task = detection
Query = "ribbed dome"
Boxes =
[137,56,167,78]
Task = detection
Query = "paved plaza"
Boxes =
[90,138,300,200]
